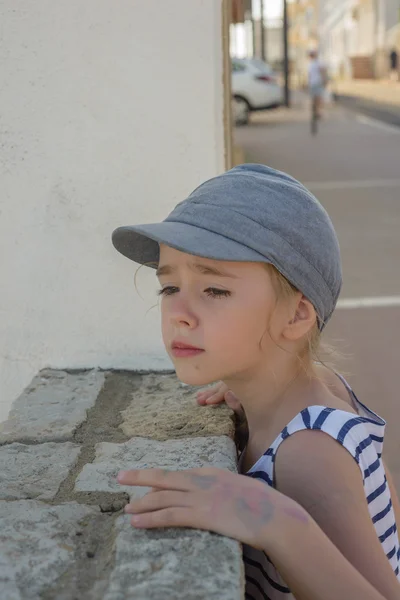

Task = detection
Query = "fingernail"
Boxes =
[117,471,128,482]
[131,515,142,526]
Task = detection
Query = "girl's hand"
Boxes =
[118,467,291,551]
[196,382,243,415]
[197,384,248,451]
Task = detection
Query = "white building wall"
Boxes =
[321,0,399,78]
[0,0,226,419]
[319,0,355,77]
[357,2,375,55]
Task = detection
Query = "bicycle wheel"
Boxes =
[311,100,318,135]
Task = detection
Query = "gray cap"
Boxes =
[112,164,342,328]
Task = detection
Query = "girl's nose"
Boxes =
[168,295,198,328]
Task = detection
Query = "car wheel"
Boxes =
[232,95,250,126]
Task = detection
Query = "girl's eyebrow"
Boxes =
[156,263,238,279]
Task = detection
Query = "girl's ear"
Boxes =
[283,295,317,341]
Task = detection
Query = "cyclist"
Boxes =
[308,49,328,120]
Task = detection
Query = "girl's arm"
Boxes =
[119,461,400,600]
[266,508,396,600]
[385,462,400,531]
[273,429,400,600]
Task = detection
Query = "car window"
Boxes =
[232,60,247,73]
[249,58,273,74]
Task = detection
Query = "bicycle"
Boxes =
[311,96,319,136]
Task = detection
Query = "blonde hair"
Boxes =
[234,265,341,451]
[264,263,338,374]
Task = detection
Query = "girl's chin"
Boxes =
[174,366,219,388]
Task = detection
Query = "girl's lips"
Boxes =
[171,344,205,358]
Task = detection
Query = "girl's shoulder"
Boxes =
[246,377,386,484]
[274,402,385,467]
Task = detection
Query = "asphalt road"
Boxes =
[338,94,400,128]
[234,95,400,490]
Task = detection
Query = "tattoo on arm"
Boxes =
[235,493,275,527]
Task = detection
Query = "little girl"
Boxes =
[113,164,400,600]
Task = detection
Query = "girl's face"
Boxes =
[157,244,289,387]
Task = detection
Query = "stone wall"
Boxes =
[0,370,244,599]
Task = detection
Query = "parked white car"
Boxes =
[232,58,282,125]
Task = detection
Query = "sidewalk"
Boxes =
[335,79,400,108]
[246,91,337,128]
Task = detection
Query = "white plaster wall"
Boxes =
[357,2,375,55]
[0,0,226,419]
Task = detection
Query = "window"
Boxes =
[232,60,247,72]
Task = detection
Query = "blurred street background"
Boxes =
[2,0,399,488]
[1,4,399,595]
[231,0,400,488]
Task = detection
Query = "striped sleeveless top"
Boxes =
[241,376,400,600]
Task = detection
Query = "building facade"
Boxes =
[320,0,400,79]
[289,0,320,86]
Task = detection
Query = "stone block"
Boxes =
[0,500,98,599]
[104,515,244,600]
[75,436,237,499]
[0,551,21,600]
[0,442,81,500]
[120,373,235,441]
[0,369,105,443]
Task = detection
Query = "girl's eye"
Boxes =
[157,287,230,299]
[157,286,179,296]
[205,288,231,299]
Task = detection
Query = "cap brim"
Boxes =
[112,222,268,268]
[112,223,326,330]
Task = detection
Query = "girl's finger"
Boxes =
[224,391,243,412]
[125,490,190,514]
[117,467,217,492]
[197,387,216,398]
[205,392,225,405]
[118,468,188,490]
[196,392,211,406]
[196,394,208,405]
[196,386,219,403]
[130,507,200,530]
